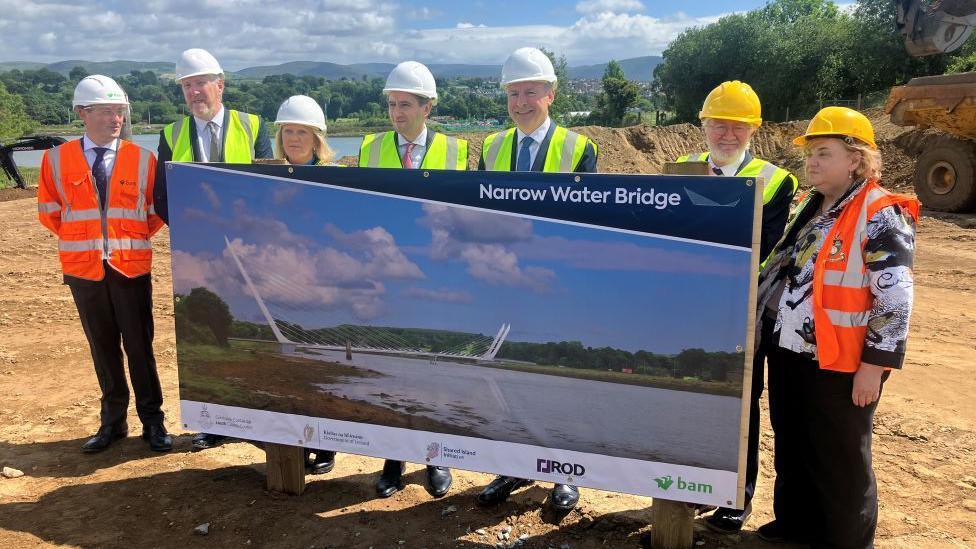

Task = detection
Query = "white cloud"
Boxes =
[200,182,222,210]
[0,1,724,66]
[575,0,644,15]
[419,204,554,293]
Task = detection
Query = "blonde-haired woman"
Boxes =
[755,107,919,547]
[274,95,338,475]
[275,95,336,166]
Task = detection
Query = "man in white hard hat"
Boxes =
[478,47,597,173]
[476,47,598,512]
[153,48,273,225]
[358,61,468,170]
[155,48,273,452]
[358,61,465,500]
[37,75,171,453]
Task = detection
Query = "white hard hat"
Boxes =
[72,75,129,107]
[500,47,557,88]
[275,95,327,132]
[176,48,223,81]
[383,61,437,104]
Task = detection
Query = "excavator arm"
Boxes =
[898,0,976,56]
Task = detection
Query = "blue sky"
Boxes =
[1,0,846,67]
[168,169,753,355]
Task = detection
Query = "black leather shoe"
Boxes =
[477,475,534,506]
[375,460,405,498]
[141,423,173,452]
[425,465,452,498]
[705,503,751,533]
[191,432,227,451]
[306,450,336,475]
[756,520,807,544]
[81,423,127,453]
[548,484,579,510]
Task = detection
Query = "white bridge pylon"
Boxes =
[225,235,511,361]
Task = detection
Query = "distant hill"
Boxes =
[0,60,174,77]
[567,56,662,81]
[0,56,662,82]
[239,57,661,81]
[0,61,46,72]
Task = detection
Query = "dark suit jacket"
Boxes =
[718,150,796,260]
[153,108,273,224]
[477,123,598,173]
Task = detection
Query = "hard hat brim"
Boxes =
[72,99,130,107]
[382,87,438,104]
[177,70,224,82]
[274,120,327,132]
[500,76,558,89]
[793,132,877,150]
[700,113,762,126]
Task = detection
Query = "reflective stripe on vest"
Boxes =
[358,131,467,170]
[676,152,797,205]
[44,140,156,281]
[482,126,592,172]
[811,180,920,372]
[163,110,259,162]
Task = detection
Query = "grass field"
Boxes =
[0,167,39,189]
[482,360,743,397]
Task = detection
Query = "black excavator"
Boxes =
[0,135,67,189]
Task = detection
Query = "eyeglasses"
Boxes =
[84,106,127,117]
[704,122,753,136]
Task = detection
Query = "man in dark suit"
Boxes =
[154,48,272,451]
[475,47,598,512]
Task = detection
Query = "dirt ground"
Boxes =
[1,117,975,548]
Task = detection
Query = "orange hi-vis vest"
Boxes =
[37,139,162,281]
[812,179,919,372]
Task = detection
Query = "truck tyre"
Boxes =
[914,136,976,212]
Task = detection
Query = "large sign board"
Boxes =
[168,162,760,508]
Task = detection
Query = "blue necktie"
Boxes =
[516,136,533,172]
[92,147,109,210]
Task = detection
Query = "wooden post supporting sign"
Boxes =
[265,443,306,495]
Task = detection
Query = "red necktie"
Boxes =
[403,143,416,168]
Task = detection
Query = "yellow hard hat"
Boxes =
[699,81,762,126]
[793,106,877,150]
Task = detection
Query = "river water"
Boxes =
[12,134,364,168]
[301,349,741,471]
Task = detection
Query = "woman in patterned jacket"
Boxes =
[752,107,919,548]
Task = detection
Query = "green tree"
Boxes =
[0,81,34,139]
[182,287,234,347]
[593,60,639,126]
[653,0,950,123]
[68,65,89,83]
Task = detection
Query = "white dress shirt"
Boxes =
[82,135,119,175]
[515,117,552,170]
[397,125,427,169]
[194,105,225,162]
[709,149,747,176]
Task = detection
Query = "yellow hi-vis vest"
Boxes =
[676,152,797,205]
[358,131,468,169]
[481,126,594,172]
[163,110,260,163]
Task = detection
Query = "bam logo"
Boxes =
[653,475,712,494]
[537,459,585,476]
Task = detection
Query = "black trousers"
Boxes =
[741,323,769,508]
[767,329,886,549]
[68,265,164,428]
